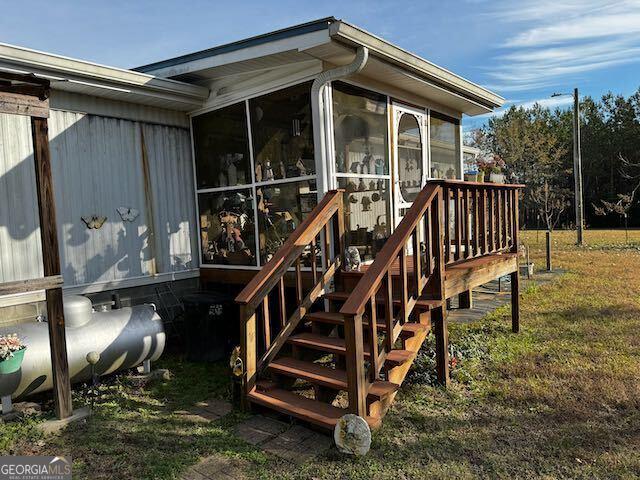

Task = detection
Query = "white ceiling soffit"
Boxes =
[140,28,332,80]
[0,43,209,111]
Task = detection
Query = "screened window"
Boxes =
[256,180,317,262]
[192,102,251,189]
[430,112,460,180]
[198,189,256,266]
[193,84,318,267]
[249,82,314,181]
[337,177,391,262]
[332,82,389,175]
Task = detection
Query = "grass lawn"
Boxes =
[2,229,640,479]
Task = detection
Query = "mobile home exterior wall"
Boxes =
[0,92,198,306]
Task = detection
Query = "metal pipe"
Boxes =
[311,46,369,194]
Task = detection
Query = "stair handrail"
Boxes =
[338,182,445,416]
[340,183,441,317]
[235,189,345,405]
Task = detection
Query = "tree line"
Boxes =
[469,88,640,230]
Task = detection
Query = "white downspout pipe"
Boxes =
[311,46,369,195]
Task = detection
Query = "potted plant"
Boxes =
[464,168,479,182]
[0,334,27,374]
[486,155,506,183]
[476,157,493,182]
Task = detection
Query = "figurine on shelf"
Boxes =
[369,180,376,190]
[361,196,371,212]
[279,161,286,179]
[375,158,385,175]
[336,152,345,172]
[344,247,361,272]
[296,157,307,176]
[358,179,366,191]
[264,159,275,181]
[255,162,263,182]
[405,156,416,172]
[226,154,238,185]
[361,153,372,174]
[349,161,360,173]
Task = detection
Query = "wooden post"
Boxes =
[344,313,367,416]
[432,306,449,387]
[510,271,520,333]
[432,188,449,386]
[458,290,473,309]
[546,231,552,271]
[511,189,520,333]
[31,116,73,420]
[239,305,256,410]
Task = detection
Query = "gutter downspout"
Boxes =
[311,46,369,194]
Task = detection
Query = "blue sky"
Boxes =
[2,0,639,130]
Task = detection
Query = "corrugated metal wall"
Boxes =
[0,113,44,282]
[0,105,197,290]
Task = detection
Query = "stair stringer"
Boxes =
[367,309,432,420]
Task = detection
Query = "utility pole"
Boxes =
[573,88,584,245]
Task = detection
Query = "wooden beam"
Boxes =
[0,71,50,87]
[0,275,62,296]
[510,271,520,333]
[432,306,449,387]
[31,116,73,420]
[0,91,49,118]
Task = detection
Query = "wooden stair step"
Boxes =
[325,291,441,310]
[268,357,399,399]
[306,311,430,338]
[248,382,381,430]
[287,332,413,366]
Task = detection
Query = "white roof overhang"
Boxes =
[0,43,209,111]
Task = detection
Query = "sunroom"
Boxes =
[136,17,504,282]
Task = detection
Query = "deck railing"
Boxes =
[339,180,523,416]
[438,180,522,265]
[235,190,345,402]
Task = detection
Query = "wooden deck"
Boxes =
[233,181,523,432]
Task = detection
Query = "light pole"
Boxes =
[551,89,584,245]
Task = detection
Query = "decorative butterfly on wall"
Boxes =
[81,215,107,229]
[117,207,140,222]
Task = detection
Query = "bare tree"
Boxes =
[593,155,640,243]
[531,180,572,231]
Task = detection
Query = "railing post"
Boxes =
[344,313,367,416]
[239,305,257,410]
[433,187,450,386]
[510,189,520,333]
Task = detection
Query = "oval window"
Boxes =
[397,114,423,202]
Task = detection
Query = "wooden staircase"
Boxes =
[235,180,523,432]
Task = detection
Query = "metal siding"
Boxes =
[142,123,197,273]
[50,91,190,128]
[0,107,196,291]
[0,113,43,283]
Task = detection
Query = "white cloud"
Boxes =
[470,95,574,123]
[484,0,640,93]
